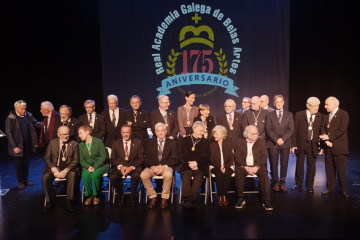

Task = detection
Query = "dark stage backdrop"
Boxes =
[99,0,290,115]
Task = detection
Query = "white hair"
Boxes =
[41,101,54,111]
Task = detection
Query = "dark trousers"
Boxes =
[12,141,31,183]
[268,147,290,185]
[180,169,205,203]
[110,167,142,197]
[42,169,79,202]
[295,141,316,188]
[211,167,233,196]
[235,167,270,201]
[324,150,348,192]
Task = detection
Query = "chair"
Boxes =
[44,178,67,207]
[144,175,176,204]
[178,175,208,205]
[209,165,236,204]
[243,174,260,194]
[112,175,142,204]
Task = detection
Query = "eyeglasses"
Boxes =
[59,133,70,136]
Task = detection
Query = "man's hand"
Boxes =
[220,165,226,173]
[13,147,21,154]
[57,169,68,179]
[319,134,329,141]
[150,166,159,174]
[120,166,127,176]
[188,161,198,170]
[277,138,284,146]
[291,147,297,154]
[157,165,166,175]
[127,121,132,126]
[325,141,333,148]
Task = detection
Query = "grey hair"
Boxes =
[192,121,205,131]
[306,97,320,106]
[243,125,258,138]
[41,101,54,111]
[14,100,27,108]
[212,125,227,138]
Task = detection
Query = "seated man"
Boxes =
[234,125,273,211]
[42,126,80,212]
[141,123,177,208]
[110,125,144,207]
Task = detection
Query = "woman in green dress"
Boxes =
[78,125,109,205]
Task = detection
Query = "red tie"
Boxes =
[228,114,232,128]
[125,141,129,158]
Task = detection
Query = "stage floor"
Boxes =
[1,152,360,240]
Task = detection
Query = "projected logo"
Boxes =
[152,3,242,98]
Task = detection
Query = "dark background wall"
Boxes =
[1,0,359,159]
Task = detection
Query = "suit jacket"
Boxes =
[177,105,199,136]
[291,110,322,157]
[321,108,349,155]
[101,107,127,148]
[266,110,294,149]
[178,136,209,173]
[79,112,106,139]
[242,108,268,140]
[39,110,60,147]
[216,111,243,149]
[43,138,79,172]
[234,138,268,170]
[143,137,177,168]
[53,117,81,142]
[209,140,234,169]
[193,115,216,140]
[110,138,144,170]
[150,109,179,139]
[125,109,150,141]
[79,137,108,171]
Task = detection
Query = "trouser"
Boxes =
[235,167,270,201]
[12,141,31,184]
[110,167,142,197]
[180,169,205,203]
[140,167,173,199]
[211,167,233,196]
[324,150,348,192]
[82,167,106,197]
[295,141,316,188]
[268,147,290,185]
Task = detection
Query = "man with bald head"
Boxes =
[319,96,349,198]
[260,95,274,112]
[216,99,243,149]
[242,96,268,141]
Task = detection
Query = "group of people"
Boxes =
[4,92,349,212]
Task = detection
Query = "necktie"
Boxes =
[43,116,49,145]
[329,112,334,122]
[89,114,93,128]
[307,114,314,141]
[158,140,164,161]
[58,142,67,171]
[163,113,170,136]
[278,111,282,123]
[125,141,129,160]
[62,121,69,126]
[228,114,232,128]
[112,110,116,127]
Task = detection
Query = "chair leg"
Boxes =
[178,181,182,204]
[209,175,213,204]
[81,184,85,203]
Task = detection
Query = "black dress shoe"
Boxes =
[342,191,349,198]
[291,185,303,191]
[321,190,334,195]
[117,196,124,207]
[43,202,54,212]
[307,188,314,193]
[67,200,75,212]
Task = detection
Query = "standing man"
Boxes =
[102,94,127,148]
[126,95,150,144]
[5,100,41,190]
[291,97,322,193]
[266,95,294,193]
[79,99,106,139]
[236,97,251,114]
[242,96,268,140]
[110,125,144,207]
[150,95,178,140]
[54,105,81,141]
[319,96,349,198]
[39,101,60,149]
[216,99,243,150]
[42,126,80,212]
[260,95,275,112]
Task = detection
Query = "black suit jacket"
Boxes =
[292,110,322,157]
[216,112,243,149]
[234,138,267,170]
[143,137,177,168]
[265,110,294,149]
[209,140,234,169]
[43,138,79,172]
[178,136,209,173]
[110,138,144,170]
[53,117,81,142]
[150,109,179,139]
[125,109,150,141]
[101,108,127,148]
[242,108,268,140]
[79,112,106,139]
[321,108,349,155]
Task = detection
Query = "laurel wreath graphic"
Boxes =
[166,49,179,77]
[214,48,228,77]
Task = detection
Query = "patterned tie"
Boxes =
[125,141,129,160]
[89,114,94,129]
[278,111,282,123]
[112,110,116,127]
[228,113,232,128]
[158,140,164,162]
[307,114,314,141]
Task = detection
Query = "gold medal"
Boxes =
[134,118,137,123]
[187,120,190,125]
[255,121,258,126]
[89,122,93,127]
[165,123,168,127]
[62,157,66,161]
[308,126,313,130]
[125,156,129,160]
[204,132,208,139]
[327,123,330,128]
[191,146,195,151]
[230,126,233,130]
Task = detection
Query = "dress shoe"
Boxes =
[129,196,136,207]
[341,191,349,198]
[307,188,314,193]
[161,198,168,208]
[291,185,303,191]
[93,197,100,205]
[25,181,34,186]
[67,200,75,212]
[17,183,25,190]
[263,201,273,211]
[273,184,280,192]
[43,202,54,212]
[217,196,224,207]
[84,196,93,206]
[321,190,335,195]
[235,198,246,209]
[280,185,287,193]
[223,196,229,207]
[148,197,157,208]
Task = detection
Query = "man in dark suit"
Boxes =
[110,125,144,206]
[42,126,80,212]
[126,95,150,144]
[54,105,81,142]
[102,94,127,148]
[79,99,106,139]
[319,96,350,198]
[150,95,178,140]
[236,97,250,114]
[141,122,177,208]
[216,99,243,150]
[260,95,275,112]
[266,94,294,193]
[242,96,268,140]
[39,101,60,149]
[234,125,273,211]
[291,97,323,193]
